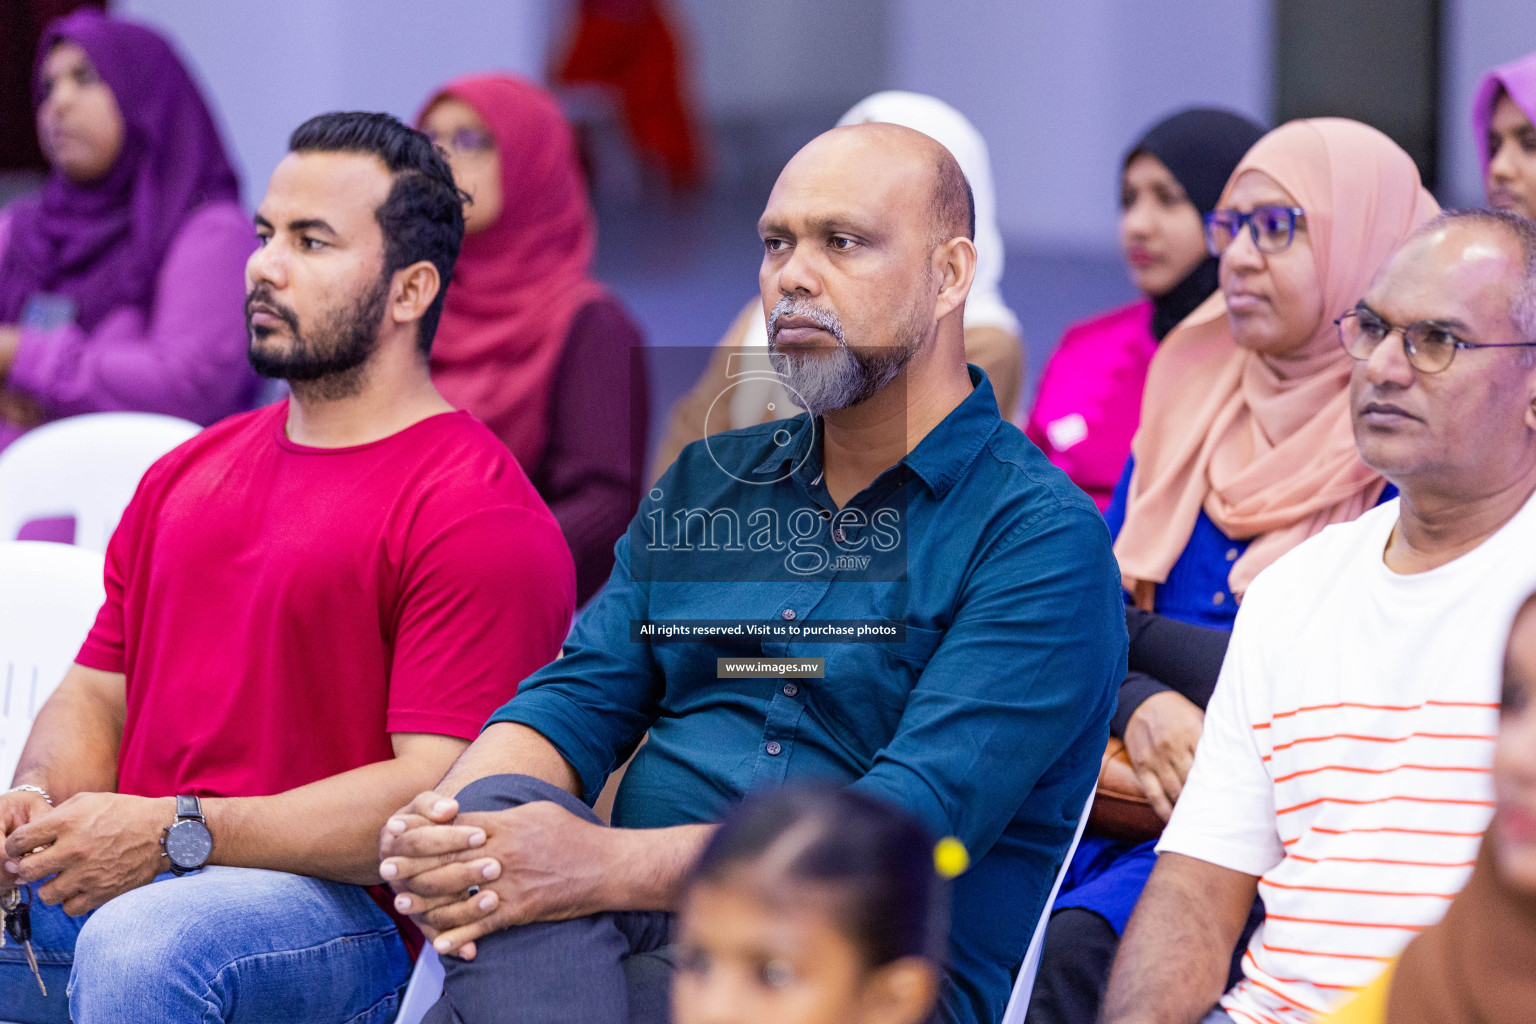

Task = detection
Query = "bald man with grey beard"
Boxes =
[377,123,1128,1024]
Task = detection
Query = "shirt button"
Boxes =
[782,683,799,697]
[1225,548,1239,562]
[1213,592,1226,606]
[781,608,797,620]
[832,528,847,544]
[766,741,783,756]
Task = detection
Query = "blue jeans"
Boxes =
[0,866,412,1023]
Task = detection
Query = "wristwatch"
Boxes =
[161,795,213,875]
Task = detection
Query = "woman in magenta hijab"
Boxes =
[0,10,258,449]
[1474,51,1536,220]
[418,74,648,606]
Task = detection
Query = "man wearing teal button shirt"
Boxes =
[378,122,1128,1024]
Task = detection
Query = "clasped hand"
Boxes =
[1,791,174,915]
[1122,690,1205,821]
[379,791,615,961]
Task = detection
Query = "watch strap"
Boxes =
[175,794,204,821]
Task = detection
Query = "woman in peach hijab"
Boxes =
[1028,119,1438,1024]
[1114,118,1440,607]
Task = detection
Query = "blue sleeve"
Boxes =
[852,506,1127,858]
[485,527,662,804]
[1103,455,1135,540]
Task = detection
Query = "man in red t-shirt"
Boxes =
[0,111,575,1024]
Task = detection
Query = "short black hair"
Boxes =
[288,111,466,353]
[931,150,975,245]
[684,784,949,969]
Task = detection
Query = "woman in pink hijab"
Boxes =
[1473,51,1536,220]
[418,74,649,606]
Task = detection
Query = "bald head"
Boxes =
[756,122,980,417]
[771,123,973,248]
[1350,207,1536,498]
[1400,208,1536,346]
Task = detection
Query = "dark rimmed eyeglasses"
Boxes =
[1336,307,1536,374]
[423,127,495,157]
[1203,205,1306,257]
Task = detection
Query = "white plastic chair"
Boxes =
[395,789,1098,1024]
[394,945,445,1024]
[0,542,106,787]
[1000,788,1097,1024]
[0,412,200,553]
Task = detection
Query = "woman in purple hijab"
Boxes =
[1474,51,1536,220]
[0,9,258,451]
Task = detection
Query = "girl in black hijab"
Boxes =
[1026,108,1265,509]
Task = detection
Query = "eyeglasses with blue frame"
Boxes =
[1203,205,1306,257]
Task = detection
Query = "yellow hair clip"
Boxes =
[934,836,969,879]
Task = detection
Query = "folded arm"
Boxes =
[381,721,712,959]
[1113,606,1232,737]
[1101,852,1258,1024]
[200,731,469,884]
[4,662,471,912]
[379,529,717,956]
[8,662,124,802]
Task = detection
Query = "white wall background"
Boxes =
[886,0,1272,251]
[671,0,887,119]
[1441,0,1536,208]
[119,0,550,207]
[114,1,1533,243]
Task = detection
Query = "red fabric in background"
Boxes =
[417,75,606,475]
[0,1,105,173]
[554,0,706,190]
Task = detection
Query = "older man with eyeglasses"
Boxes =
[1102,207,1536,1024]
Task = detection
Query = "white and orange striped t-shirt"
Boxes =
[1159,494,1536,1024]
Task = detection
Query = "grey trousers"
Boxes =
[423,774,675,1024]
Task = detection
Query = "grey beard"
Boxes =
[767,296,920,415]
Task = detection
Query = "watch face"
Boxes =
[165,820,213,870]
